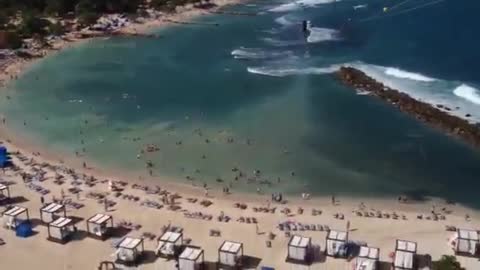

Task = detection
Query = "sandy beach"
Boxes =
[1,1,480,270]
[1,143,480,269]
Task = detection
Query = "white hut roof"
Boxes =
[41,202,64,213]
[394,250,414,269]
[4,206,27,217]
[88,213,112,225]
[160,231,182,243]
[0,183,7,190]
[359,246,380,260]
[220,241,242,254]
[289,235,311,248]
[49,217,73,228]
[396,240,417,252]
[179,247,203,261]
[458,229,479,241]
[327,230,347,241]
[118,237,142,249]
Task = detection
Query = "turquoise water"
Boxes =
[2,0,480,206]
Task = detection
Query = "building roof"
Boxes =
[0,183,7,191]
[118,237,143,250]
[396,240,417,253]
[289,235,311,248]
[358,246,380,260]
[179,247,203,261]
[87,213,112,225]
[41,202,64,213]
[49,217,73,228]
[327,230,347,241]
[159,231,182,243]
[220,241,242,254]
[4,206,27,217]
[457,229,479,241]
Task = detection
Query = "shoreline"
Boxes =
[336,67,480,149]
[0,0,244,88]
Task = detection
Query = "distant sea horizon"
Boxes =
[2,0,480,207]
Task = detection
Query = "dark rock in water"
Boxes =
[335,67,480,148]
[466,114,471,117]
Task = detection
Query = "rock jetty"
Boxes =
[336,66,480,147]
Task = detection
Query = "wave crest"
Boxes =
[231,47,292,60]
[247,65,341,77]
[454,84,480,105]
[384,67,436,82]
[269,0,340,12]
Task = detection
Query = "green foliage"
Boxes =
[433,255,465,270]
[19,13,51,37]
[77,12,98,26]
[48,21,64,35]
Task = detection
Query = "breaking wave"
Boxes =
[231,47,293,60]
[269,0,340,12]
[385,67,436,82]
[247,65,341,77]
[307,26,340,43]
[275,15,296,26]
[454,84,480,105]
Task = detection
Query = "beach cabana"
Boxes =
[86,213,114,240]
[156,231,183,257]
[326,230,348,257]
[40,202,66,223]
[2,205,29,229]
[218,240,243,269]
[286,235,312,264]
[0,183,10,204]
[47,217,74,244]
[450,228,479,256]
[179,246,205,270]
[114,237,145,265]
[393,240,417,270]
[354,246,379,270]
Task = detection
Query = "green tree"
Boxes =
[48,21,64,35]
[19,13,51,37]
[433,255,465,270]
[77,12,98,26]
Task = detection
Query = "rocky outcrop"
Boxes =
[336,67,480,147]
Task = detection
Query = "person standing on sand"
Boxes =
[61,189,65,200]
[331,195,335,205]
[104,198,108,212]
[40,196,45,205]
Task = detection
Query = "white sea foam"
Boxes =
[269,0,340,12]
[307,26,340,43]
[385,67,436,82]
[275,15,295,26]
[247,65,341,77]
[231,47,292,60]
[262,37,303,47]
[453,84,480,105]
[353,4,367,10]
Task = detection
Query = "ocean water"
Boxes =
[1,0,480,206]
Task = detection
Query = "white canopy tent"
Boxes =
[115,237,145,264]
[86,213,114,240]
[179,246,204,270]
[2,205,29,229]
[355,246,379,270]
[156,231,183,257]
[47,217,74,243]
[218,240,243,268]
[326,230,348,257]
[393,240,417,270]
[40,202,66,223]
[0,183,10,204]
[287,235,312,263]
[451,228,479,256]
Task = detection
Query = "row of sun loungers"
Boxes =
[140,199,163,209]
[278,222,330,232]
[184,211,213,220]
[237,217,257,224]
[117,220,142,231]
[26,183,50,195]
